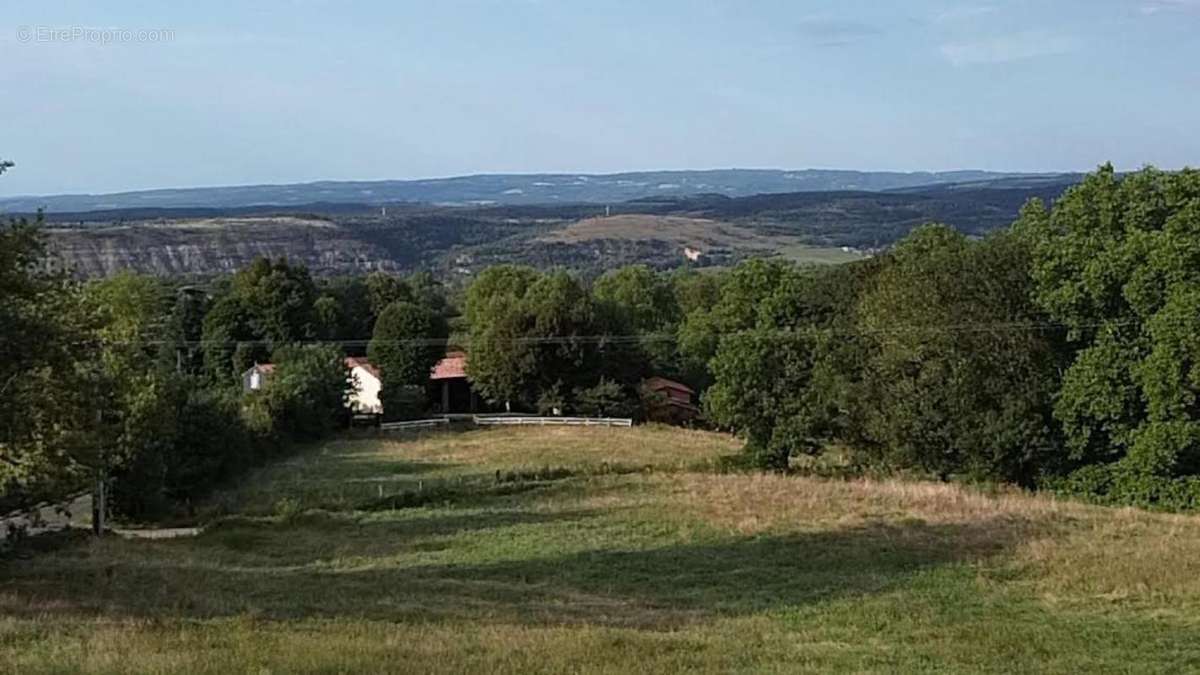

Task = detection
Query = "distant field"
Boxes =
[537,215,758,246]
[4,426,1200,673]
[775,242,868,265]
[537,214,865,266]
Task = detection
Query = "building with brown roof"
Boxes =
[641,376,700,424]
[430,351,479,414]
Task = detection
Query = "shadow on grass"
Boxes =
[196,507,599,565]
[0,516,1024,629]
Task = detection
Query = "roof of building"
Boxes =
[430,351,468,380]
[244,363,275,376]
[643,376,695,396]
[344,356,381,380]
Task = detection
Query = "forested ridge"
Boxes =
[4,163,1200,523]
[32,177,1077,279]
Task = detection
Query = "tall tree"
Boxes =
[369,301,448,385]
[201,257,318,379]
[365,271,414,317]
[259,344,351,441]
[0,211,94,510]
[368,301,448,417]
[853,225,1061,484]
[1017,165,1200,505]
[703,260,864,467]
[465,268,629,412]
[593,265,680,375]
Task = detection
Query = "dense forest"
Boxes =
[4,164,1200,526]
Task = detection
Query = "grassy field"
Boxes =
[4,426,1200,673]
[536,214,865,266]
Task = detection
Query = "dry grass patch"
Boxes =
[656,470,1200,611]
[663,473,1075,534]
[7,426,1200,673]
[387,425,741,472]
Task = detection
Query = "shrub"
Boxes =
[262,344,351,441]
[573,378,638,418]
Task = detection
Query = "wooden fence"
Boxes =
[378,415,634,432]
[379,418,450,432]
[472,416,633,427]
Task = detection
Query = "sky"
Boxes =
[1,0,1198,196]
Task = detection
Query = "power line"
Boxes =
[52,316,1162,348]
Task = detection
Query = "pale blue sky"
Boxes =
[1,0,1198,195]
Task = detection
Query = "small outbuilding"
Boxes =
[430,351,479,414]
[242,363,275,392]
[641,376,700,424]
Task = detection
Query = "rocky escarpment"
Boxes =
[44,217,401,277]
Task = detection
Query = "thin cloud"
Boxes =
[934,5,998,23]
[792,16,883,45]
[940,30,1081,66]
[1139,0,1200,14]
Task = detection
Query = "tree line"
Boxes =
[699,165,1200,510]
[3,164,1200,519]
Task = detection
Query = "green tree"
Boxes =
[854,225,1061,483]
[703,260,866,468]
[81,273,182,518]
[463,265,540,328]
[159,286,210,375]
[231,257,318,344]
[406,270,448,316]
[1017,165,1200,506]
[365,271,414,316]
[676,260,793,390]
[368,301,448,418]
[0,212,95,510]
[574,377,638,418]
[468,292,537,411]
[369,301,448,385]
[466,268,625,411]
[200,293,260,379]
[593,265,680,375]
[258,344,351,441]
[201,257,318,379]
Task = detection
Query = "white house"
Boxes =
[242,363,275,392]
[345,357,383,415]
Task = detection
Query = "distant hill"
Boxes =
[38,178,1083,279]
[0,168,1068,213]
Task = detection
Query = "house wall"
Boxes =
[664,388,690,403]
[349,366,383,414]
[244,370,265,392]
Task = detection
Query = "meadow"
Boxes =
[4,425,1200,673]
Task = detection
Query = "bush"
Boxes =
[381,385,427,422]
[1050,462,1200,512]
[369,300,447,417]
[261,344,351,441]
[573,378,638,418]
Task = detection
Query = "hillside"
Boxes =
[529,214,865,267]
[5,426,1200,673]
[33,179,1078,278]
[44,216,401,277]
[0,169,1063,213]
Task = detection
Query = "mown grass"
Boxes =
[3,425,1200,673]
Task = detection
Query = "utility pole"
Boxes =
[91,409,108,537]
[92,470,106,536]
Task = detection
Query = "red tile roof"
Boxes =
[430,351,468,380]
[344,357,381,379]
[643,376,695,396]
[247,363,275,375]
